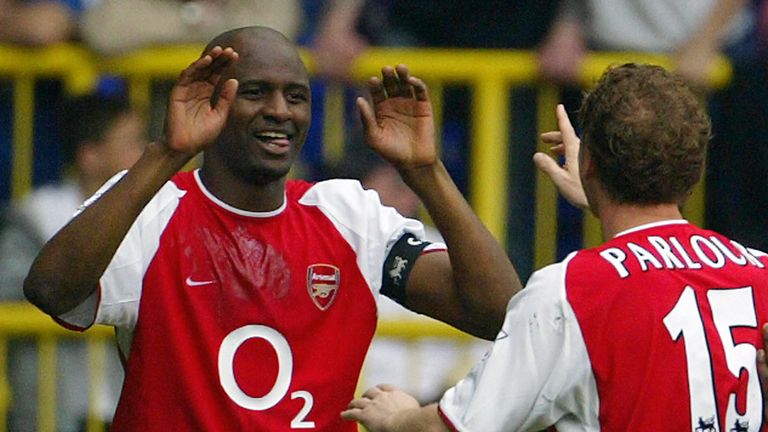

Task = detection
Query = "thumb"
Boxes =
[213,79,239,115]
[356,96,377,146]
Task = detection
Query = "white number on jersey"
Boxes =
[664,286,762,431]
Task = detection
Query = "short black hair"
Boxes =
[58,93,132,165]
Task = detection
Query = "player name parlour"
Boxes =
[599,235,765,278]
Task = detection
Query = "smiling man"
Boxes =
[23,26,518,430]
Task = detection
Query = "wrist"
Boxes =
[398,162,448,193]
[146,141,197,171]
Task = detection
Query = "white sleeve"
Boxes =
[438,255,600,431]
[299,179,442,297]
[57,172,185,331]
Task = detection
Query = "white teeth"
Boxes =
[257,131,288,139]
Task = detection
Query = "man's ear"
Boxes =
[580,145,597,180]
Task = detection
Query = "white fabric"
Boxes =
[439,253,600,431]
[17,181,84,241]
[563,0,752,52]
[59,170,186,329]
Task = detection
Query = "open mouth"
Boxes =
[254,130,292,154]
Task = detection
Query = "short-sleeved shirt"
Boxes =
[439,220,768,431]
[60,169,443,431]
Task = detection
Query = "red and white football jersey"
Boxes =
[439,220,768,431]
[60,169,439,431]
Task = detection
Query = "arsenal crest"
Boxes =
[306,264,340,310]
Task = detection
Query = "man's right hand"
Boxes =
[163,45,239,155]
[534,104,589,209]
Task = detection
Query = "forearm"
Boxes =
[24,142,191,315]
[402,162,519,338]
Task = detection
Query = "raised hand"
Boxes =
[163,46,239,155]
[533,104,589,209]
[356,65,437,172]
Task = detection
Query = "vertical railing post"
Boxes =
[470,75,509,244]
[11,77,35,200]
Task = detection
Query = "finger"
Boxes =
[381,66,400,97]
[395,64,413,98]
[205,47,238,85]
[215,47,238,64]
[540,131,563,144]
[213,78,239,113]
[408,76,429,102]
[556,104,577,140]
[762,322,768,346]
[346,397,370,410]
[178,53,214,85]
[533,152,565,178]
[377,383,397,392]
[340,408,362,421]
[547,143,566,158]
[367,76,386,105]
[362,385,383,399]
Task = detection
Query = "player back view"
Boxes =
[344,64,768,431]
[567,221,767,430]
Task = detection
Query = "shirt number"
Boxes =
[663,286,762,431]
[218,324,316,429]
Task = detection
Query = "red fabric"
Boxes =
[111,173,378,431]
[567,223,768,431]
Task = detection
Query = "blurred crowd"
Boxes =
[0,0,767,430]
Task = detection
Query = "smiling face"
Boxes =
[206,28,311,186]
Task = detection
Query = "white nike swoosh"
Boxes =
[186,277,216,287]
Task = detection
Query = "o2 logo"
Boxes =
[218,325,316,429]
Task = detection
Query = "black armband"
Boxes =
[381,233,432,305]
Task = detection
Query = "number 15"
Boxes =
[664,286,763,431]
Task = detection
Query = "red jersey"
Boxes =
[440,220,768,431]
[59,170,439,431]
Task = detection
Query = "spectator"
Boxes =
[344,63,768,431]
[0,0,80,46]
[536,0,750,85]
[23,26,518,429]
[80,0,304,55]
[0,93,145,431]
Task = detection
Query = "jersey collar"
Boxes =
[193,169,287,218]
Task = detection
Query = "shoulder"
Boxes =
[296,178,378,207]
[296,178,401,222]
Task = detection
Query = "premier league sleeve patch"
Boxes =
[381,233,432,305]
[306,264,340,310]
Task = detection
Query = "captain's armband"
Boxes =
[380,234,433,305]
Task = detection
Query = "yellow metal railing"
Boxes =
[0,303,114,432]
[0,44,732,268]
